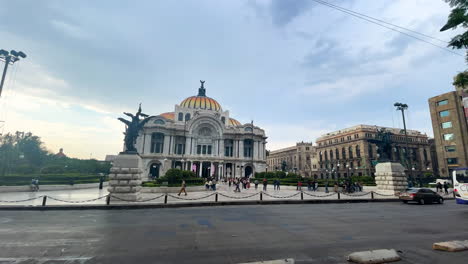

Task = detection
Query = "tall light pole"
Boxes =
[394,102,413,186]
[0,49,27,98]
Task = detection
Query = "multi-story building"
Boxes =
[267,142,315,176]
[132,81,267,181]
[315,125,432,180]
[428,90,468,177]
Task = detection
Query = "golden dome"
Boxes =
[180,96,222,111]
[159,112,174,120]
[229,118,241,126]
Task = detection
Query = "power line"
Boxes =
[311,0,463,57]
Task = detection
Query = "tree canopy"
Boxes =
[0,131,111,176]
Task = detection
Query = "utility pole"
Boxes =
[394,102,413,186]
[0,49,27,98]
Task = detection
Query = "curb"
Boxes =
[0,198,407,210]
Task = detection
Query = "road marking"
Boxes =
[0,257,92,264]
[238,259,294,264]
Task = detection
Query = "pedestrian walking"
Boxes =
[297,180,302,191]
[334,182,338,193]
[436,182,442,192]
[263,178,268,191]
[443,181,449,195]
[205,180,209,190]
[314,181,318,192]
[277,179,281,190]
[254,179,259,190]
[307,179,312,191]
[178,180,187,196]
[234,179,241,192]
[229,178,232,187]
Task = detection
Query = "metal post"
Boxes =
[164,194,168,204]
[400,107,412,184]
[371,191,374,199]
[215,193,218,202]
[301,191,303,200]
[106,195,111,205]
[260,192,263,201]
[0,56,10,98]
[42,195,47,206]
[337,192,341,200]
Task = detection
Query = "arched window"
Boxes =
[151,133,164,153]
[325,151,328,161]
[178,113,183,121]
[225,139,234,157]
[356,145,361,158]
[348,146,353,158]
[335,148,339,160]
[185,113,191,121]
[342,147,346,159]
[319,151,323,162]
[245,127,253,132]
[221,117,226,124]
[423,149,428,162]
[329,149,333,160]
[154,119,165,125]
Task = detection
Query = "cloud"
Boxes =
[50,20,90,39]
[270,0,312,26]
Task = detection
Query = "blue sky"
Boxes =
[0,0,465,159]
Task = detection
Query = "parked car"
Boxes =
[399,188,444,205]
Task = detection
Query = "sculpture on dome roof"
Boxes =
[118,103,151,154]
[198,80,206,96]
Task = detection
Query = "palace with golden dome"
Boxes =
[134,81,267,180]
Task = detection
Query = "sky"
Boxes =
[0,0,465,160]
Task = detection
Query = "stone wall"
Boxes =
[375,162,408,194]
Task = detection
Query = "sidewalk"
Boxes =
[0,183,454,207]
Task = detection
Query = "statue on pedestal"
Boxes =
[368,128,393,162]
[118,104,151,154]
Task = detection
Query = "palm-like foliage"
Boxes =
[453,70,468,91]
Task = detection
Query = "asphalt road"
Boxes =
[0,202,467,264]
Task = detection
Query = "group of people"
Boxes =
[436,181,450,194]
[205,179,217,191]
[333,181,363,193]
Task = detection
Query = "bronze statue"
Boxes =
[368,128,393,162]
[118,104,151,154]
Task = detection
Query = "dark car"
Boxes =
[399,188,444,205]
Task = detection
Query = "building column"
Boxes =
[239,140,244,158]
[144,133,152,154]
[219,139,225,158]
[198,162,203,177]
[185,136,191,155]
[163,135,171,155]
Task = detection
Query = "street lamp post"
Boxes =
[394,102,413,186]
[0,49,26,98]
[337,163,340,178]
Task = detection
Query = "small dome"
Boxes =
[180,96,222,111]
[159,112,174,120]
[229,118,241,126]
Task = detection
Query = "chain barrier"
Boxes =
[0,196,44,203]
[302,192,337,198]
[218,192,260,199]
[262,192,301,199]
[341,192,372,197]
[47,195,109,204]
[109,194,166,202]
[167,192,217,201]
[139,194,166,202]
[373,192,397,197]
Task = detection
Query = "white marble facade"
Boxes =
[133,82,267,181]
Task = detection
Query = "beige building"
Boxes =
[267,142,316,176]
[428,90,468,177]
[315,125,432,180]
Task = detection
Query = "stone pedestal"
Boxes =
[375,162,408,194]
[108,154,143,201]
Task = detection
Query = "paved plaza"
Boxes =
[0,202,467,263]
[0,183,415,206]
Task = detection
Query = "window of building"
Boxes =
[174,136,186,155]
[224,139,234,157]
[150,133,165,153]
[439,110,450,117]
[324,151,328,161]
[348,146,353,158]
[447,158,458,165]
[330,150,333,160]
[244,139,253,157]
[178,112,183,121]
[441,121,452,129]
[347,136,352,140]
[221,117,225,124]
[437,100,448,106]
[197,145,201,154]
[342,147,346,159]
[368,144,373,159]
[335,148,339,160]
[445,146,456,152]
[354,134,359,139]
[207,145,212,155]
[306,147,310,151]
[356,145,361,158]
[202,145,207,154]
[154,119,165,125]
[185,113,191,121]
[334,139,338,143]
[443,133,454,141]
